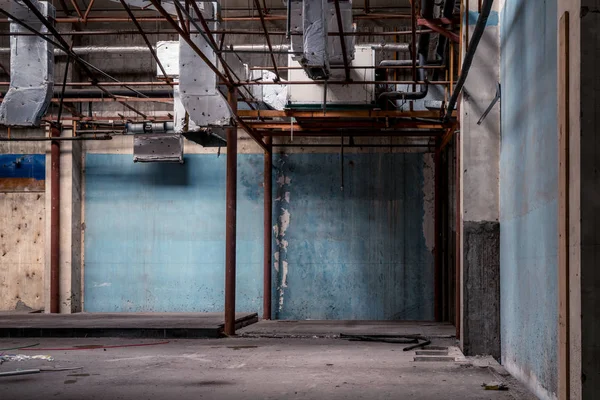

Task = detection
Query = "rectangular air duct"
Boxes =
[0,0,54,127]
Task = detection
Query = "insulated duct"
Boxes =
[294,0,355,80]
[0,0,54,127]
[178,2,232,131]
[301,0,329,79]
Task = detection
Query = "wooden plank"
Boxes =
[0,178,45,192]
[0,192,45,311]
[558,11,570,400]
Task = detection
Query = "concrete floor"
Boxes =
[0,337,536,400]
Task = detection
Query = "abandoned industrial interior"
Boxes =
[0,0,595,398]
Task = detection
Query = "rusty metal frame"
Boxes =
[253,0,281,81]
[0,0,465,331]
[333,0,351,81]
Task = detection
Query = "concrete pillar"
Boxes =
[44,132,83,313]
[459,1,501,358]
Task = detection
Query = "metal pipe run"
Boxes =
[0,13,414,24]
[444,0,493,121]
[0,135,112,141]
[50,126,60,313]
[263,136,272,320]
[224,87,238,336]
[273,143,434,148]
[0,29,434,37]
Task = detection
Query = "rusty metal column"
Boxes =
[434,144,443,322]
[263,136,272,320]
[50,125,60,313]
[224,87,238,336]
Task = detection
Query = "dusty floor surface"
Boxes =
[0,337,536,400]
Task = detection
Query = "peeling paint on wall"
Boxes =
[273,154,293,312]
[273,152,434,320]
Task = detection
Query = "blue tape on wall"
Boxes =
[0,155,45,180]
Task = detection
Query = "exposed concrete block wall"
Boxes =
[499,0,559,398]
[460,1,501,357]
[463,221,499,358]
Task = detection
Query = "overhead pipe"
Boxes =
[0,44,292,55]
[443,0,493,122]
[377,0,433,103]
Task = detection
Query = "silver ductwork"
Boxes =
[0,0,54,127]
[178,2,232,131]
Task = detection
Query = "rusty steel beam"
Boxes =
[224,87,238,336]
[239,80,451,85]
[0,29,434,37]
[0,12,419,24]
[263,136,272,320]
[50,125,60,313]
[178,0,258,109]
[248,64,444,71]
[253,0,281,81]
[238,110,447,118]
[83,0,96,21]
[147,0,232,88]
[256,129,444,137]
[418,19,459,43]
[250,123,445,131]
[69,0,84,19]
[333,0,351,81]
[119,0,172,84]
[434,143,442,321]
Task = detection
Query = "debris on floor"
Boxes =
[339,334,431,350]
[0,354,54,363]
[482,381,509,391]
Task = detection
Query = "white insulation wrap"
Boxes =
[249,70,287,110]
[0,0,54,127]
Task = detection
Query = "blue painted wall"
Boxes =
[500,0,558,397]
[84,152,433,320]
[84,154,264,312]
[273,153,433,320]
